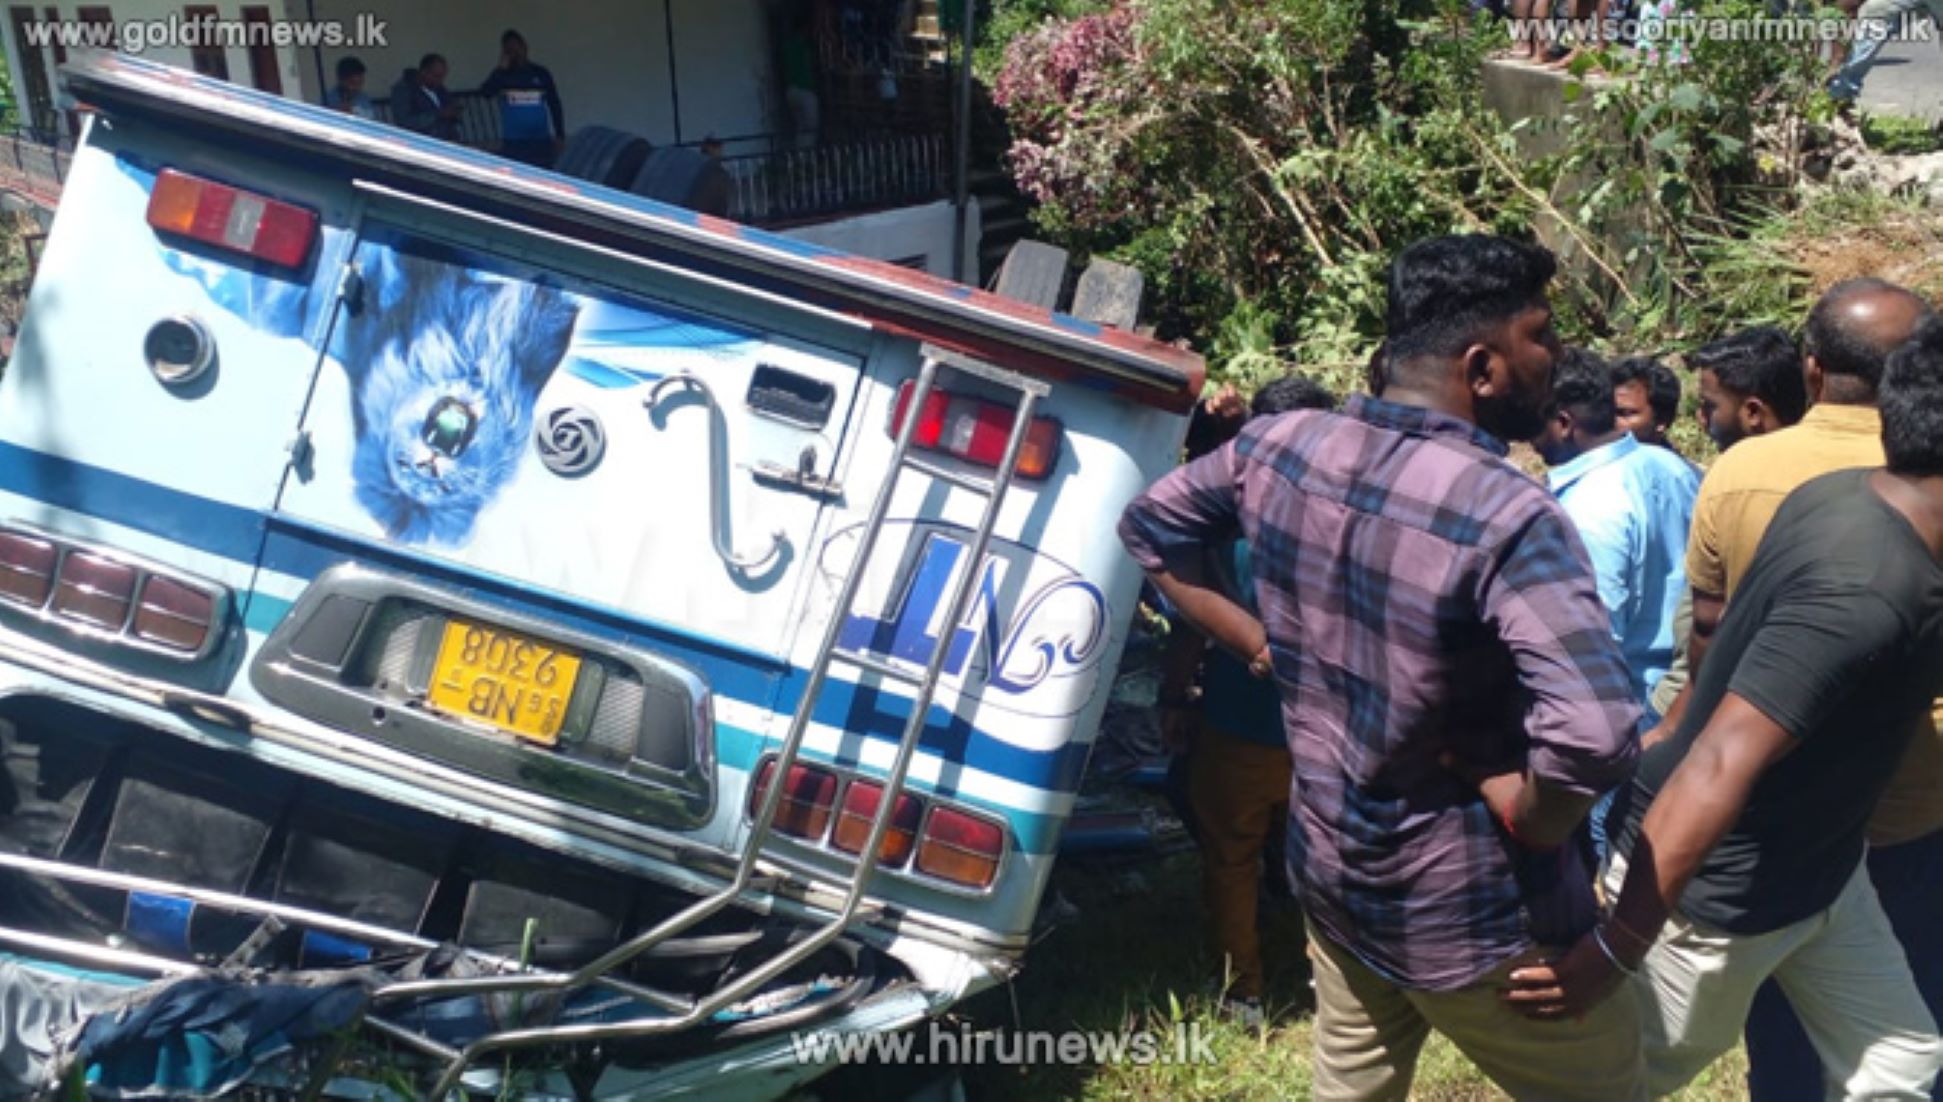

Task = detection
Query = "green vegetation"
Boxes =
[984,0,1873,392]
[1860,113,1943,155]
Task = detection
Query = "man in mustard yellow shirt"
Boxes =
[1646,279,1941,1101]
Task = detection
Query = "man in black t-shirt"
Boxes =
[1500,318,1943,1097]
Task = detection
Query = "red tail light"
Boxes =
[0,524,229,660]
[147,169,318,269]
[0,531,58,608]
[889,381,1062,481]
[750,758,840,841]
[133,576,219,653]
[52,552,137,629]
[915,806,1006,889]
[831,779,923,867]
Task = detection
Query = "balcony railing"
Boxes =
[718,133,946,225]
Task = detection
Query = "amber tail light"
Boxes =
[746,754,1008,890]
[915,807,1006,890]
[831,779,923,868]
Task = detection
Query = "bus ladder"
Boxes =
[411,350,1049,1098]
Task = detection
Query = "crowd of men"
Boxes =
[1122,234,1943,1099]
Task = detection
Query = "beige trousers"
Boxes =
[1307,921,1647,1101]
[1604,851,1942,1099]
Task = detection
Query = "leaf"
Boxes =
[1649,128,1682,153]
[1714,133,1746,157]
[1563,81,1584,104]
[1669,83,1704,112]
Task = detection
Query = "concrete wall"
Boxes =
[1480,59,1643,304]
[781,199,981,282]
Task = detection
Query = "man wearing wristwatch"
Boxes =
[1503,318,1943,1099]
[1120,236,1644,1100]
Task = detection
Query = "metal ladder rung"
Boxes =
[833,648,926,687]
[753,853,890,920]
[902,455,997,496]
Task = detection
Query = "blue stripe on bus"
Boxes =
[0,446,1096,803]
[0,440,265,564]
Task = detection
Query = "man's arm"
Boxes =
[1648,472,1730,746]
[1118,439,1266,671]
[541,68,566,139]
[1473,507,1643,849]
[1503,586,1907,1018]
[1643,587,1723,746]
[1502,693,1796,1019]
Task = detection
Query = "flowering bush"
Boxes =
[989,0,1831,387]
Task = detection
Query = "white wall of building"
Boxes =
[306,0,774,145]
[3,0,775,147]
[782,199,982,283]
[6,0,309,134]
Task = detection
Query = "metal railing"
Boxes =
[368,89,501,149]
[719,132,946,225]
[0,126,73,210]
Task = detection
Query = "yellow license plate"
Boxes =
[428,620,582,746]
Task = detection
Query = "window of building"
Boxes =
[182,5,228,80]
[241,6,280,93]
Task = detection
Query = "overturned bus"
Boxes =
[0,53,1203,1100]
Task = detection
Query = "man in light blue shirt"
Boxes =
[1535,350,1699,858]
[1536,350,1700,711]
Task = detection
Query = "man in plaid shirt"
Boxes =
[1119,236,1643,1100]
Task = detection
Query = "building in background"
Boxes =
[0,0,985,277]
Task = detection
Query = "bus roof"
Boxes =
[63,54,1206,413]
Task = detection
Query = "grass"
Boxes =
[810,841,1750,1100]
[1860,114,1943,156]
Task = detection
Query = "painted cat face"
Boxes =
[341,249,580,545]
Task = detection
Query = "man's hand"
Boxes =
[1502,930,1629,1021]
